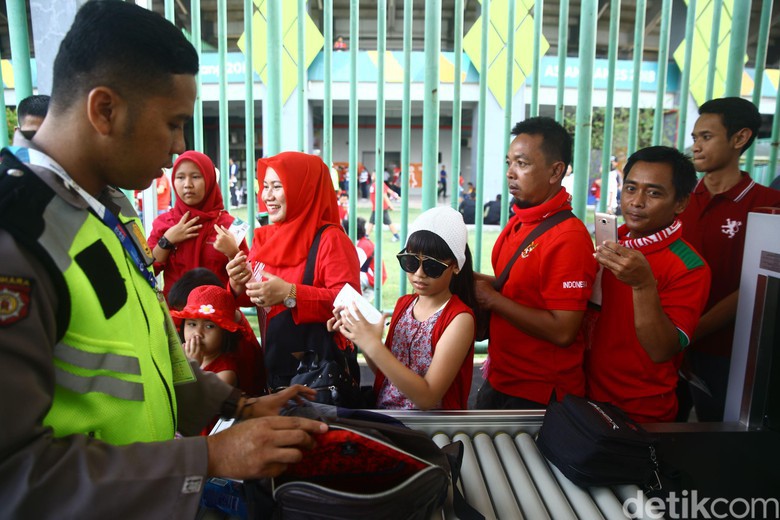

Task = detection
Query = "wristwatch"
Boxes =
[158,235,176,250]
[283,283,297,308]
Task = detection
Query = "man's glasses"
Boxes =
[396,251,451,278]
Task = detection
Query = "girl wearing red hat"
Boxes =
[149,150,249,297]
[171,285,254,387]
[226,152,361,391]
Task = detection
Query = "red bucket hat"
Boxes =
[169,285,240,332]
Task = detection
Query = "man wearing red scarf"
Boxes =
[586,146,711,423]
[475,117,597,409]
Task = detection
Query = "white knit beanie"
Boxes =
[407,206,468,270]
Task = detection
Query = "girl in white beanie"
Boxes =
[330,207,476,410]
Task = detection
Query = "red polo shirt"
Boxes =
[679,173,780,356]
[487,188,597,405]
[586,222,711,423]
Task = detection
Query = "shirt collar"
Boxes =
[511,187,572,224]
[694,171,755,201]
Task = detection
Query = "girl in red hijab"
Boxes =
[149,151,249,297]
[226,151,361,390]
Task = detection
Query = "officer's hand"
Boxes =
[206,416,328,479]
[241,385,318,419]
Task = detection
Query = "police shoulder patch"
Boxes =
[0,275,33,327]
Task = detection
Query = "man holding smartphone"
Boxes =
[585,146,711,423]
[474,117,596,410]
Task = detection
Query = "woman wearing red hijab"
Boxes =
[149,150,249,297]
[227,151,361,390]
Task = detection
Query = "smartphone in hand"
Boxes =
[594,212,618,246]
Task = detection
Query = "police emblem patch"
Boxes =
[0,276,33,326]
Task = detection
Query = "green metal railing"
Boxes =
[4,0,780,312]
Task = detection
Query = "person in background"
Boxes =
[12,94,50,145]
[226,151,361,390]
[333,35,348,51]
[483,194,502,225]
[366,172,401,242]
[459,190,476,224]
[359,166,370,199]
[677,97,780,422]
[355,217,387,304]
[337,190,350,227]
[149,150,249,298]
[331,207,476,410]
[474,117,597,410]
[168,267,267,397]
[229,157,239,208]
[605,155,623,215]
[438,164,448,199]
[586,146,710,423]
[0,2,325,517]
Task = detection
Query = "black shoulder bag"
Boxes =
[475,210,575,340]
[264,225,361,407]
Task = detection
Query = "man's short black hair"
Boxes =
[17,95,50,120]
[698,97,762,154]
[510,116,573,169]
[51,0,199,112]
[624,146,697,202]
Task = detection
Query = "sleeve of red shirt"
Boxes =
[293,227,361,324]
[539,228,597,310]
[658,262,711,348]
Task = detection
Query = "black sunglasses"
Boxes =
[396,251,451,278]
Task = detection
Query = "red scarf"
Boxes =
[250,152,340,267]
[168,151,226,267]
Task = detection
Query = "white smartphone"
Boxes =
[594,212,618,245]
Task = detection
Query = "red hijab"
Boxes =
[168,150,226,265]
[250,152,340,267]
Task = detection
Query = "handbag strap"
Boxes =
[302,224,334,285]
[492,210,576,291]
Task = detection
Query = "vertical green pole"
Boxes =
[627,0,646,156]
[7,0,32,100]
[165,0,174,22]
[266,0,282,157]
[450,0,464,213]
[652,0,672,146]
[191,0,204,152]
[598,0,621,214]
[530,0,543,117]
[677,0,697,152]
[0,48,8,148]
[474,0,490,272]
[374,0,386,308]
[572,0,597,220]
[422,0,442,211]
[767,81,780,186]
[298,0,306,152]
[323,0,334,170]
[744,0,772,174]
[725,0,751,97]
[555,0,569,124]
[348,0,359,243]
[218,0,230,209]
[501,0,517,227]
[244,0,257,245]
[399,0,413,295]
[705,0,723,101]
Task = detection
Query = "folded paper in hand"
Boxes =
[334,283,384,324]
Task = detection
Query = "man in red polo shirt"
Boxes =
[678,97,780,422]
[586,146,711,423]
[474,117,597,409]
